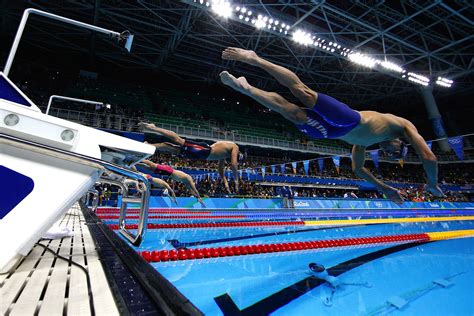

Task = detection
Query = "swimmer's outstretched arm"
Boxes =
[352,145,404,204]
[218,160,232,194]
[150,178,177,204]
[171,170,205,207]
[402,120,443,196]
[230,145,240,192]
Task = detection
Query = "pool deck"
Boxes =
[0,204,118,315]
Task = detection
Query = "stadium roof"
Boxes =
[1,0,473,110]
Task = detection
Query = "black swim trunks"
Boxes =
[180,139,212,160]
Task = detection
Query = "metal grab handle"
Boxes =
[98,177,150,246]
[0,133,150,246]
[86,189,100,213]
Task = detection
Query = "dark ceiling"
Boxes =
[1,0,473,116]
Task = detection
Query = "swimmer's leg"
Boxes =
[137,159,158,173]
[139,123,185,145]
[219,71,306,125]
[222,47,317,108]
[149,142,181,155]
[324,288,336,307]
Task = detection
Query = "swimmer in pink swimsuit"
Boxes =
[138,160,205,207]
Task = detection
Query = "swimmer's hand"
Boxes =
[382,186,404,205]
[224,181,232,194]
[198,198,206,208]
[424,183,445,197]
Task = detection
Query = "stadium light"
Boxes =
[255,19,265,29]
[186,0,454,89]
[211,0,232,18]
[408,77,429,86]
[292,29,312,45]
[348,52,377,68]
[435,77,453,88]
[379,61,405,73]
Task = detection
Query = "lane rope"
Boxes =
[140,229,474,262]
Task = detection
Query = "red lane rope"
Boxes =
[99,215,246,220]
[108,220,305,230]
[140,233,430,262]
[96,208,212,215]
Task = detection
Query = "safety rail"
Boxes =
[0,133,150,246]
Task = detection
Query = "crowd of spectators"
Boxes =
[143,152,474,202]
[151,152,474,186]
[164,178,470,202]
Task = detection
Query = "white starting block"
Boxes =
[0,72,155,273]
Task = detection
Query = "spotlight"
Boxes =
[407,72,430,82]
[435,80,451,87]
[255,19,265,28]
[211,1,232,18]
[408,76,429,86]
[379,61,404,73]
[348,52,377,68]
[292,29,312,45]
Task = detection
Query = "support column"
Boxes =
[419,87,450,151]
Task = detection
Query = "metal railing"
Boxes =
[46,108,474,162]
[0,133,150,246]
[97,177,150,246]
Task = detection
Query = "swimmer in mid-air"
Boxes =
[137,159,205,207]
[138,122,242,194]
[220,47,444,204]
[126,170,178,205]
[308,262,371,306]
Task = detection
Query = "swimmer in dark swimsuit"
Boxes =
[220,47,443,204]
[138,123,242,194]
[137,160,205,207]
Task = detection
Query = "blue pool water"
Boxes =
[102,208,474,315]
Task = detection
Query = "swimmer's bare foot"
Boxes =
[138,121,155,131]
[222,47,259,65]
[219,71,251,95]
